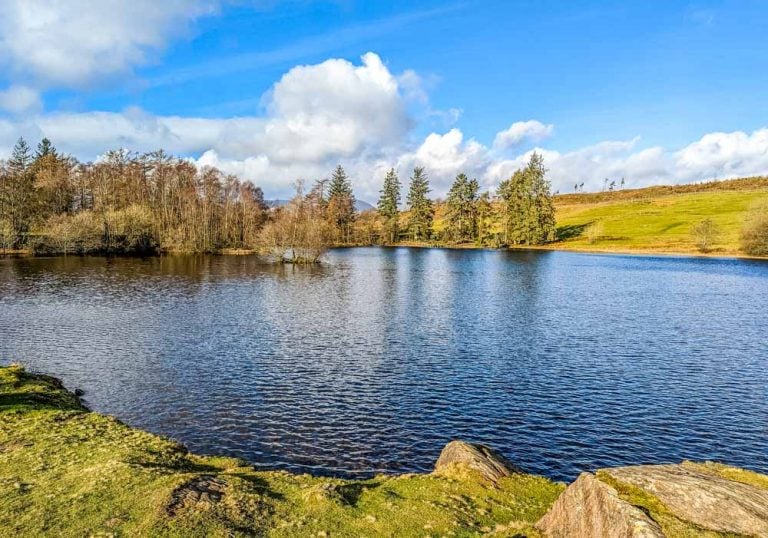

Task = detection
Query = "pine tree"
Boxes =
[326,165,356,243]
[476,191,497,246]
[528,152,556,244]
[444,173,479,243]
[32,137,73,218]
[3,138,35,246]
[36,138,58,160]
[406,167,434,241]
[377,168,401,243]
[497,152,556,245]
[8,137,32,175]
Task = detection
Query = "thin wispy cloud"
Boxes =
[146,3,467,89]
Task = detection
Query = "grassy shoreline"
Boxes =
[0,365,562,537]
[3,366,768,536]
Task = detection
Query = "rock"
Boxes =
[605,464,768,537]
[536,472,664,538]
[165,475,227,517]
[433,440,521,484]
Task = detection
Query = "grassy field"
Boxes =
[418,177,768,257]
[551,177,768,256]
[0,365,562,537]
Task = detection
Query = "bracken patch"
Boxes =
[165,475,228,517]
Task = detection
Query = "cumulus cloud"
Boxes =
[480,129,768,194]
[0,0,217,87]
[0,49,767,200]
[0,52,415,198]
[493,120,554,150]
[0,85,42,114]
[675,129,768,180]
[261,52,410,163]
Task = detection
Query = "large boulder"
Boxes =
[537,462,768,537]
[536,472,664,538]
[433,440,521,484]
[604,463,768,537]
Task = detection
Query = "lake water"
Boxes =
[1,248,766,481]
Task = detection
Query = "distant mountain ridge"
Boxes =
[266,199,374,212]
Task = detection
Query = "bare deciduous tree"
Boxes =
[691,218,720,253]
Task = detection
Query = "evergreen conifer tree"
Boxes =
[406,167,434,241]
[444,173,480,243]
[377,168,401,243]
[497,152,556,245]
[326,165,356,243]
[35,138,58,160]
[8,137,32,175]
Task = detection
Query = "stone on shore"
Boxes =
[536,472,664,538]
[433,440,521,484]
[604,463,768,537]
[537,462,768,537]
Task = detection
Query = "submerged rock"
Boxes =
[433,440,521,484]
[536,472,664,538]
[605,463,768,536]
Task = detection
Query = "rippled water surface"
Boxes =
[1,249,766,480]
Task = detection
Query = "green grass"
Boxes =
[554,187,768,256]
[403,177,768,257]
[0,365,563,537]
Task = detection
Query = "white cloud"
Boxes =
[0,49,767,201]
[675,129,768,180]
[0,52,414,199]
[392,129,491,195]
[0,0,217,87]
[493,120,554,150]
[0,85,42,114]
[260,52,409,163]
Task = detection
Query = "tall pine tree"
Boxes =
[8,137,32,175]
[326,165,356,243]
[444,173,479,243]
[377,168,401,243]
[35,138,58,160]
[2,138,35,245]
[497,152,555,245]
[406,167,434,241]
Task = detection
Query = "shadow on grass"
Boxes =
[223,471,286,501]
[660,221,686,233]
[556,222,592,241]
[126,452,225,474]
[0,368,85,412]
[334,482,381,506]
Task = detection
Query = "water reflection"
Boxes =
[1,249,767,480]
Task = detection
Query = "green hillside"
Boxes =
[552,177,768,256]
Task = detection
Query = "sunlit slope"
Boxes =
[554,178,768,255]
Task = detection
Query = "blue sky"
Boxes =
[1,0,767,199]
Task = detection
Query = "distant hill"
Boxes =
[267,199,374,212]
[551,176,768,256]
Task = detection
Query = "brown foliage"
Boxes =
[556,176,768,206]
[258,184,333,263]
[741,202,768,256]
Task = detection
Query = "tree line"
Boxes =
[376,152,556,247]
[0,137,557,260]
